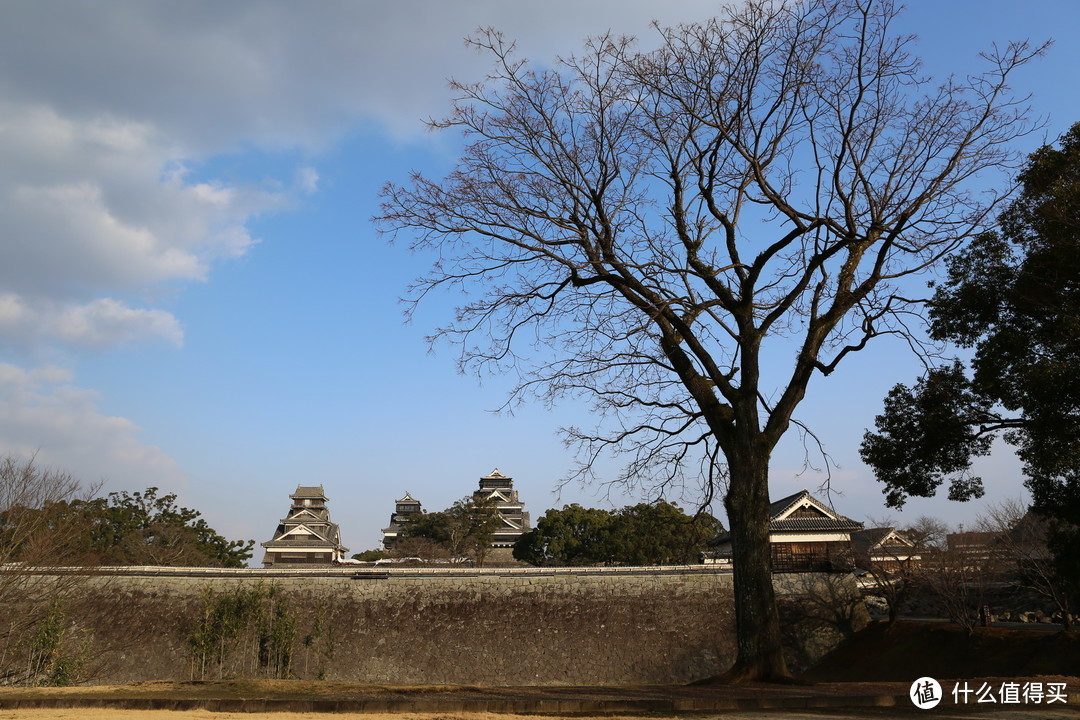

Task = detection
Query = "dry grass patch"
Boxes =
[0,680,488,702]
[1,712,688,720]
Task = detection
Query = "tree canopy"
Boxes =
[1,486,254,568]
[862,122,1080,523]
[399,495,502,566]
[379,0,1039,680]
[513,501,722,566]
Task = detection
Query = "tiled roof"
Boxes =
[771,515,863,532]
[850,527,895,556]
[261,539,342,549]
[846,526,898,561]
[768,490,807,517]
[710,489,862,545]
[290,485,326,498]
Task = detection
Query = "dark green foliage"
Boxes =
[401,495,502,565]
[512,504,615,565]
[1047,522,1080,613]
[863,123,1080,521]
[863,124,1080,620]
[513,501,722,566]
[26,600,79,686]
[189,583,304,680]
[612,502,725,565]
[351,548,391,562]
[6,487,254,567]
[860,363,995,508]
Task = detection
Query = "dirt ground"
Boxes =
[3,709,1080,720]
[1,712,616,720]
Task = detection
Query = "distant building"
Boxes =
[261,485,349,567]
[703,489,862,572]
[381,492,423,550]
[851,527,921,574]
[946,530,1001,565]
[472,468,531,549]
[380,468,532,553]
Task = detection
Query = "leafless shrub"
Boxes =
[0,454,98,684]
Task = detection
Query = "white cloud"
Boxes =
[0,100,278,353]
[0,100,273,290]
[0,294,183,351]
[0,2,719,358]
[0,2,720,148]
[52,298,184,349]
[296,167,320,195]
[0,363,185,492]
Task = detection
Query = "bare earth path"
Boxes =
[2,709,1080,720]
[1,679,1078,719]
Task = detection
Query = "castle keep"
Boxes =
[380,491,423,548]
[261,485,349,567]
[472,468,531,549]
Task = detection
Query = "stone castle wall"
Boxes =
[52,566,738,686]
[14,561,859,686]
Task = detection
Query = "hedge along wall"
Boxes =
[24,566,855,686]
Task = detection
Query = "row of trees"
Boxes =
[366,496,720,568]
[513,502,722,566]
[0,454,254,569]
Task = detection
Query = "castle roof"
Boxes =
[711,489,862,545]
[290,485,326,499]
[766,489,863,532]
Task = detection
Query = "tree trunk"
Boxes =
[721,452,791,682]
[887,595,901,625]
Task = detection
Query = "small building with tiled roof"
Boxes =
[851,527,921,574]
[703,489,863,572]
[261,485,349,567]
[945,530,1002,565]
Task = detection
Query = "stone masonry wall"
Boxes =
[57,566,738,686]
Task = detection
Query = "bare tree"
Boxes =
[378,0,1040,681]
[777,571,868,672]
[921,533,999,634]
[0,454,96,683]
[854,520,926,625]
[904,515,951,552]
[979,499,1074,630]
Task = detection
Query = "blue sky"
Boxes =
[1,1,1077,558]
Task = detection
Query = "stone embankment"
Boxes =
[12,565,855,686]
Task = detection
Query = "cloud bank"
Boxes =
[0,0,717,499]
[0,364,184,491]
